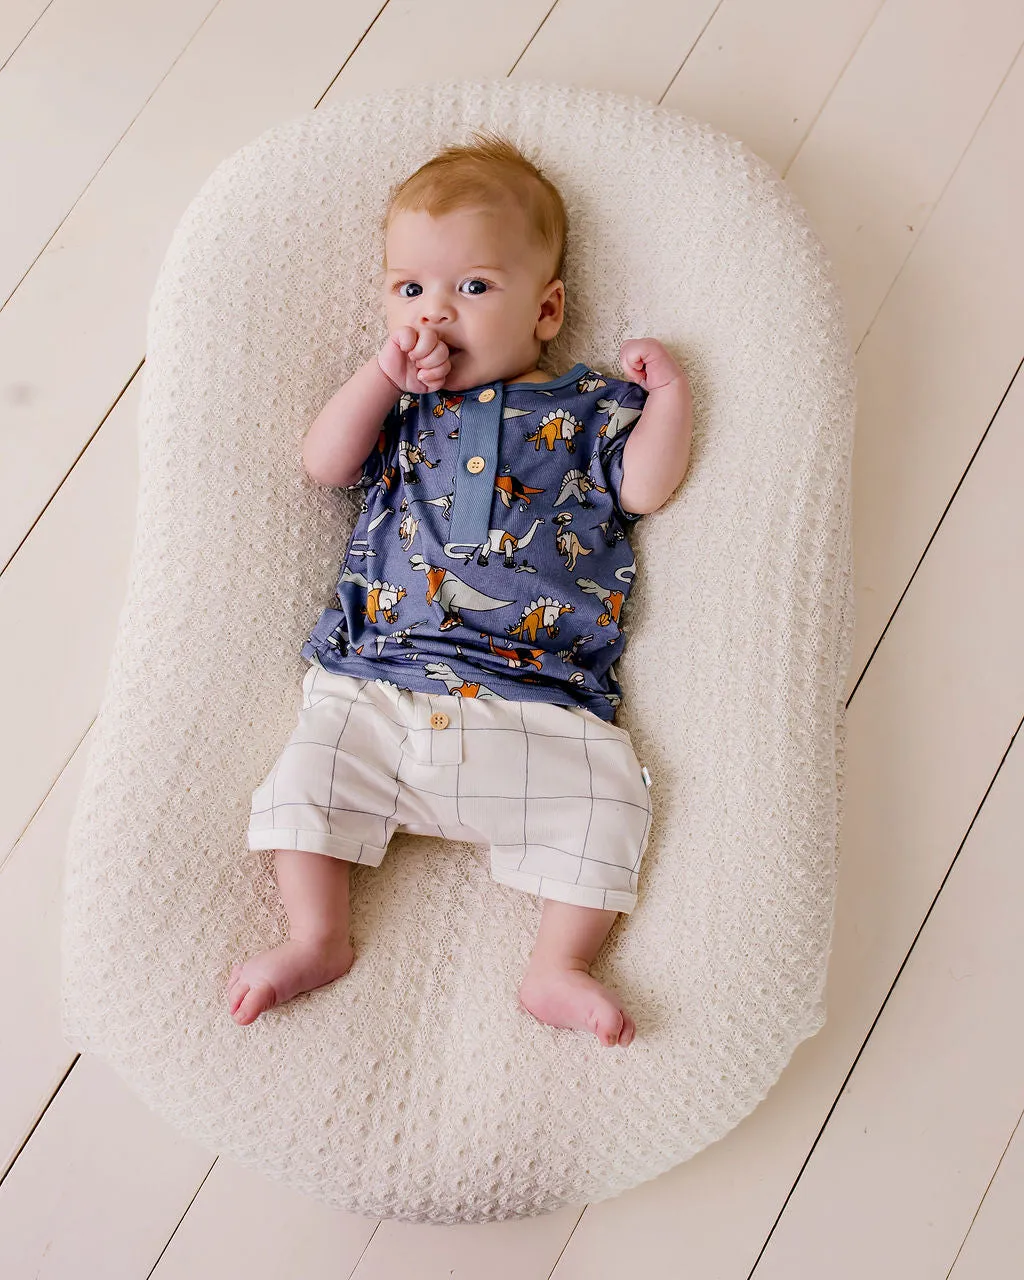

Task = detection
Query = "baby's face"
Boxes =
[382,203,563,391]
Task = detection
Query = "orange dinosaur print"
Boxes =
[576,577,625,631]
[597,592,623,626]
[481,633,545,670]
[494,474,545,507]
[364,582,406,624]
[432,393,464,418]
[507,596,574,642]
[523,409,584,452]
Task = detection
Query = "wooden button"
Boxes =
[466,456,485,474]
[478,388,496,402]
[430,712,450,730]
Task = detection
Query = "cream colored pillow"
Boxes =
[61,79,856,1223]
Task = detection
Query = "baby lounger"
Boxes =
[61,79,856,1223]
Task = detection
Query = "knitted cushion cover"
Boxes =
[60,79,856,1224]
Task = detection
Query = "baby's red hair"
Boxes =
[381,130,567,284]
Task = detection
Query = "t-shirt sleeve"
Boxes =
[598,378,648,525]
[338,400,401,491]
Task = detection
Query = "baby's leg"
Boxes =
[228,849,355,1026]
[517,900,635,1048]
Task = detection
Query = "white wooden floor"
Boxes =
[2,0,1023,1275]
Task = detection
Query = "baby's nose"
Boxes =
[420,305,452,325]
[419,291,454,325]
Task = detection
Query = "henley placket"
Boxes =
[444,381,505,553]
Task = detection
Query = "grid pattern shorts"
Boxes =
[247,659,654,913]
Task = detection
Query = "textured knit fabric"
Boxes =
[60,80,857,1225]
[301,364,647,721]
[247,659,653,912]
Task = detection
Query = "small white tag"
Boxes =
[641,765,652,789]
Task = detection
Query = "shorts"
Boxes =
[247,659,653,913]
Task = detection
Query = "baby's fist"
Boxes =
[378,325,451,395]
[620,338,682,392]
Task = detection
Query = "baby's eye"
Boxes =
[396,282,422,298]
[460,279,489,295]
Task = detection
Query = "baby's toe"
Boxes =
[618,1012,636,1047]
[227,965,248,1007]
[227,976,246,1017]
[591,1003,625,1048]
[228,962,278,1023]
[231,978,277,1026]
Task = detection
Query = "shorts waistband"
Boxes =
[305,659,464,763]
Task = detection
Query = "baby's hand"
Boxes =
[378,325,452,395]
[620,338,684,393]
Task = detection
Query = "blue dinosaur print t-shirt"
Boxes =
[300,362,648,722]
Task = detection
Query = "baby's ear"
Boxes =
[537,278,565,340]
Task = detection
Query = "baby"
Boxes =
[229,132,692,1047]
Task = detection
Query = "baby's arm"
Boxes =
[302,358,403,488]
[616,339,693,515]
[303,327,452,488]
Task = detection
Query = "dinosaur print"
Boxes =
[374,620,427,656]
[348,507,394,558]
[398,512,418,549]
[408,554,513,632]
[481,633,545,670]
[432,393,463,420]
[407,486,455,521]
[552,512,592,570]
[596,395,643,441]
[555,467,607,508]
[593,516,627,548]
[444,518,545,568]
[506,596,574,642]
[398,438,439,484]
[340,566,406,624]
[576,577,625,633]
[424,661,500,698]
[432,392,463,438]
[495,473,545,509]
[556,634,594,666]
[524,408,584,452]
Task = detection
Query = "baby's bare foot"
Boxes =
[227,935,355,1026]
[517,963,635,1047]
